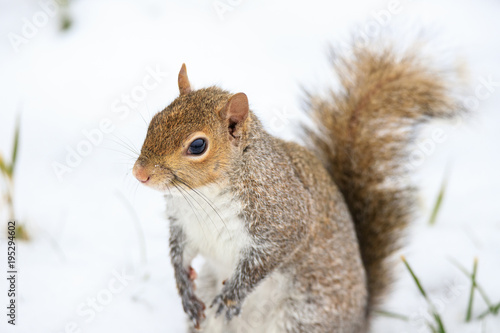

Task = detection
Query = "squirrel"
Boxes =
[132,41,460,332]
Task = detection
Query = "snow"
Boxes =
[0,0,499,332]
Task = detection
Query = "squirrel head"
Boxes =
[132,64,251,192]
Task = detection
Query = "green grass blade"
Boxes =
[476,284,495,311]
[10,116,20,175]
[60,14,72,31]
[429,178,447,225]
[373,310,409,322]
[0,153,8,176]
[428,323,439,333]
[433,313,446,333]
[477,302,500,320]
[450,258,494,309]
[403,256,447,332]
[466,258,478,322]
[402,256,428,299]
[493,303,500,315]
[449,258,470,276]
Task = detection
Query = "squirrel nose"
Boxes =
[133,163,150,184]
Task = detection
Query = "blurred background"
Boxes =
[0,0,499,332]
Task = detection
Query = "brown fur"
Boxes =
[303,44,461,310]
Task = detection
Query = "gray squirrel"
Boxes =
[132,41,460,332]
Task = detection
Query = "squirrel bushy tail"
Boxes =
[304,43,461,310]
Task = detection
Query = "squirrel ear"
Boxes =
[178,63,192,96]
[220,93,249,139]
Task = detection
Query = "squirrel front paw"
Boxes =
[177,266,205,329]
[181,289,206,329]
[210,287,242,321]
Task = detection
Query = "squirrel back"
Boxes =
[303,44,461,310]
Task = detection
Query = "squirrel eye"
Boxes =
[188,138,207,155]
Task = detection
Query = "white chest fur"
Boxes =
[166,184,251,276]
[166,184,289,333]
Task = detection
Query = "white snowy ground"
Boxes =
[0,0,499,332]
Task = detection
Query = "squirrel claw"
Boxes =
[211,293,241,321]
[182,291,206,330]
